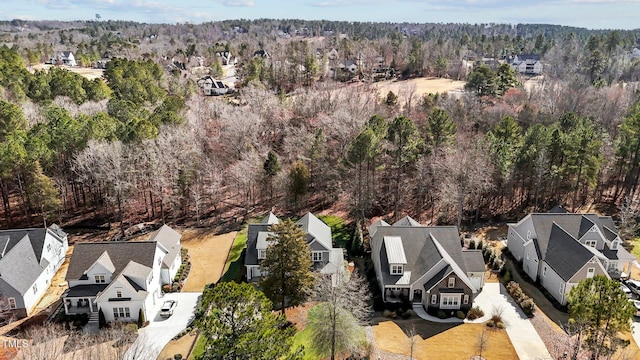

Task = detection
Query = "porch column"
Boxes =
[89,298,94,313]
[63,299,69,314]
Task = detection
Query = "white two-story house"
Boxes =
[507,206,634,305]
[62,225,181,323]
[0,224,68,318]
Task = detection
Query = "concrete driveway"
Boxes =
[124,292,202,360]
[468,282,553,360]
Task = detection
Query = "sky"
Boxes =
[1,0,639,30]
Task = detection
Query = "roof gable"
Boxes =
[0,236,43,295]
[148,225,181,251]
[392,216,420,227]
[544,224,595,281]
[298,213,332,249]
[88,251,116,274]
[261,212,280,225]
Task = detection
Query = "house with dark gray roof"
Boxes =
[245,212,344,281]
[507,208,633,305]
[0,224,68,318]
[62,225,182,323]
[369,216,485,314]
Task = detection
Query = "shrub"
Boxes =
[125,323,138,333]
[174,355,183,360]
[496,321,505,329]
[137,309,145,328]
[477,241,483,251]
[486,320,495,327]
[162,284,171,293]
[437,310,448,319]
[466,306,484,320]
[520,298,536,317]
[383,309,395,318]
[98,308,106,329]
[506,280,536,317]
[456,310,466,319]
[468,240,476,249]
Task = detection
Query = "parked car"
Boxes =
[160,300,177,318]
[621,283,633,298]
[629,299,640,317]
[626,279,640,296]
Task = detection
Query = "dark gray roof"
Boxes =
[373,226,465,286]
[0,228,47,261]
[63,284,108,297]
[462,250,486,273]
[548,205,569,214]
[602,244,635,261]
[66,242,157,282]
[245,223,271,266]
[423,265,452,292]
[544,224,594,281]
[124,276,145,292]
[392,216,420,227]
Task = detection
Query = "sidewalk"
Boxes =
[413,283,553,360]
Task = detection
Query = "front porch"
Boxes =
[62,284,107,315]
[384,287,410,303]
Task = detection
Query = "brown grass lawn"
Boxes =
[373,321,518,360]
[157,330,198,360]
[32,246,74,313]
[374,77,465,101]
[180,230,236,292]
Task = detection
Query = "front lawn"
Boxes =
[319,215,352,249]
[291,327,322,360]
[220,228,247,282]
[188,333,207,359]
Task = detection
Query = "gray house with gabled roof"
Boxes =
[0,224,68,318]
[245,212,344,281]
[369,216,485,313]
[62,225,182,323]
[507,208,633,305]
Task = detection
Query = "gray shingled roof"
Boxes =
[367,219,389,237]
[0,235,44,295]
[423,265,452,292]
[298,213,332,250]
[148,225,181,252]
[63,284,108,297]
[392,216,421,227]
[462,250,486,273]
[0,228,47,262]
[66,242,157,282]
[544,224,595,281]
[245,223,272,266]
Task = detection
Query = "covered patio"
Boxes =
[62,284,107,315]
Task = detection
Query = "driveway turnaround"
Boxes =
[470,282,553,360]
[124,292,202,360]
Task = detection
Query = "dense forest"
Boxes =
[1,19,640,239]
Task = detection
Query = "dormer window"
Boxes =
[611,240,620,250]
[448,277,456,288]
[312,251,323,262]
[258,250,266,259]
[585,240,597,248]
[390,265,403,275]
[95,275,106,283]
[116,290,122,298]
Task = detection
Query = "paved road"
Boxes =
[124,292,201,360]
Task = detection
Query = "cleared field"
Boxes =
[374,77,465,100]
[30,64,104,80]
[180,230,237,292]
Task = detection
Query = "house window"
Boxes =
[585,240,597,248]
[95,275,106,283]
[312,252,323,262]
[391,265,403,275]
[587,267,595,278]
[559,283,565,295]
[47,244,51,252]
[8,298,16,309]
[113,307,130,319]
[431,295,437,304]
[612,240,620,250]
[526,252,530,260]
[116,290,122,298]
[258,250,266,259]
[448,277,456,288]
[463,295,469,305]
[543,266,547,277]
[32,284,38,295]
[441,295,460,307]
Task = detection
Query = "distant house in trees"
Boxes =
[508,54,543,75]
[0,225,68,318]
[245,212,345,281]
[196,76,233,96]
[62,225,182,323]
[49,51,77,66]
[507,206,634,305]
[369,216,485,314]
[253,49,270,58]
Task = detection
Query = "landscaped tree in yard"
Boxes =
[306,272,371,360]
[567,275,635,360]
[260,219,314,313]
[197,282,300,360]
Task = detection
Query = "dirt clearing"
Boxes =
[30,64,104,80]
[374,77,465,100]
[180,230,236,292]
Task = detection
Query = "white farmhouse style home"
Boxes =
[62,225,181,322]
[0,224,68,318]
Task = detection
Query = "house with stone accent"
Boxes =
[369,216,485,314]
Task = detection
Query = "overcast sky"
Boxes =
[1,0,638,30]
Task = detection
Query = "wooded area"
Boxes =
[1,19,640,234]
